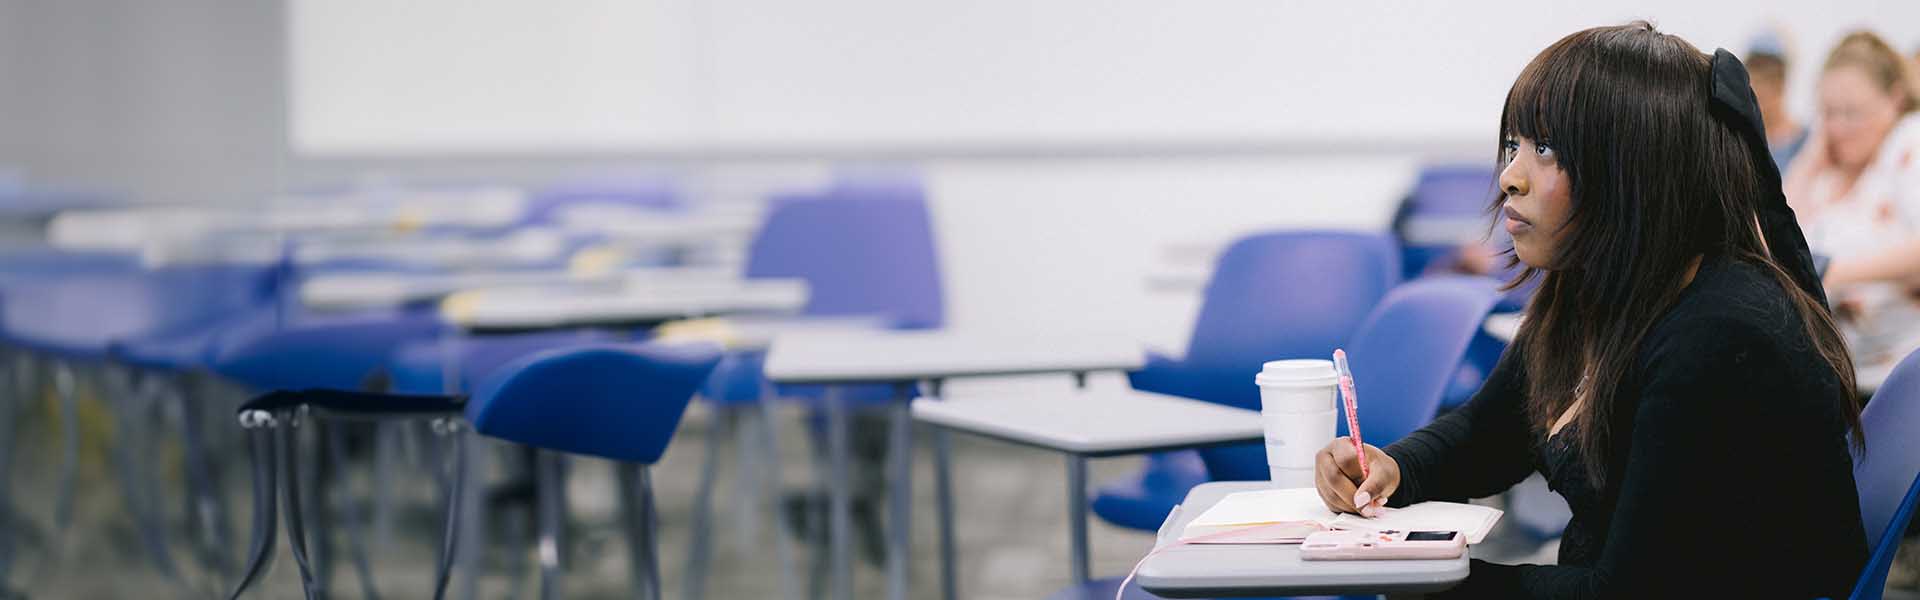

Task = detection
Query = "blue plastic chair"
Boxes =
[0,262,278,584]
[690,182,944,599]
[1843,348,1920,600]
[467,342,723,600]
[1333,276,1503,443]
[1392,165,1496,280]
[1094,231,1399,533]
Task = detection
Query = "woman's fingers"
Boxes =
[1315,439,1363,514]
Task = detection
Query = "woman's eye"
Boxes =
[1503,140,1520,157]
[1534,142,1554,157]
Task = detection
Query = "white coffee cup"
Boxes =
[1254,359,1339,488]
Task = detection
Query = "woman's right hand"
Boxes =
[1314,437,1400,517]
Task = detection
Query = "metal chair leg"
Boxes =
[51,363,78,538]
[324,424,382,600]
[825,388,853,600]
[106,369,181,580]
[535,449,566,600]
[683,407,727,600]
[281,411,322,600]
[177,376,235,581]
[618,462,661,600]
[430,421,466,600]
[228,412,281,600]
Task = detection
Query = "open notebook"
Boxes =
[1179,487,1503,545]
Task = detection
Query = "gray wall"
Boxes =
[0,0,287,205]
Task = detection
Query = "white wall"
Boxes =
[289,0,1920,156]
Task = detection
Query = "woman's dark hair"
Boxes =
[1497,21,1861,487]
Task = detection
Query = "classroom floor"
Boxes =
[3,375,1914,600]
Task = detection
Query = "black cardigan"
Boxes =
[1384,256,1867,599]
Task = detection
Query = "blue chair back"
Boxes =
[1184,230,1399,399]
[1394,165,1496,279]
[744,184,943,329]
[1853,473,1920,600]
[1336,277,1503,444]
[1848,349,1920,600]
[1857,349,1920,546]
[466,342,723,464]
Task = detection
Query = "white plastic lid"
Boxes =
[1253,358,1339,388]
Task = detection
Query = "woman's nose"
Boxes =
[1499,164,1528,197]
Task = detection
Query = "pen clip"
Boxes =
[1333,348,1352,381]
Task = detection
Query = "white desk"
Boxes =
[913,389,1262,591]
[444,278,808,330]
[1136,481,1470,598]
[763,331,1146,600]
[764,331,1143,385]
[1484,312,1523,343]
[1858,360,1894,397]
[299,266,743,311]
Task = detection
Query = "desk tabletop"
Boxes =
[299,266,743,310]
[1137,481,1469,598]
[910,388,1261,456]
[763,330,1144,384]
[1484,312,1522,344]
[444,278,807,330]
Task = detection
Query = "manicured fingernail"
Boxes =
[1353,491,1372,507]
[1361,505,1380,518]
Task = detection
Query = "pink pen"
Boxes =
[1333,349,1368,480]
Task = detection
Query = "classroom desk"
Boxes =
[1136,481,1470,598]
[1484,312,1523,343]
[443,278,808,331]
[911,389,1262,589]
[764,331,1145,600]
[298,266,742,311]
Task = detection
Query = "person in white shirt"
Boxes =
[1786,30,1920,367]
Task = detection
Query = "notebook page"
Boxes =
[1329,501,1504,544]
[1184,488,1338,528]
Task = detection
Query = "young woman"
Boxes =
[1785,31,1920,368]
[1315,23,1867,598]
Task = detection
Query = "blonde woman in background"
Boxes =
[1787,31,1920,371]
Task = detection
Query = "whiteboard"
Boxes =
[290,0,1920,155]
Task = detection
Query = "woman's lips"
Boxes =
[1503,205,1533,235]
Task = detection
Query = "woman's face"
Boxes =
[1819,66,1905,170]
[1498,136,1574,269]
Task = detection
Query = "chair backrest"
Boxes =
[1853,472,1920,600]
[744,183,944,329]
[1183,230,1400,393]
[1856,349,1920,546]
[1336,276,1503,444]
[466,342,723,464]
[1843,348,1920,599]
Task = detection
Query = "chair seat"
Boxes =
[1092,451,1209,532]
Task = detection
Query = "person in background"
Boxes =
[1749,28,1810,168]
[1786,30,1920,370]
